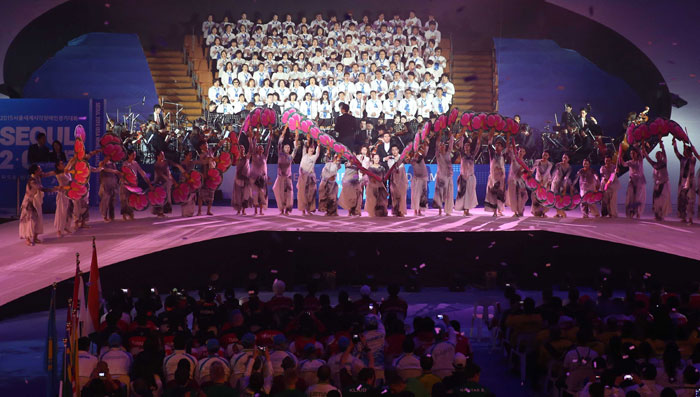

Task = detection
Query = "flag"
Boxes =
[86,237,101,333]
[70,255,90,337]
[45,284,57,397]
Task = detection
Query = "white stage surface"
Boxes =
[1,206,698,306]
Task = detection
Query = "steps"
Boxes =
[144,48,202,121]
[450,52,496,113]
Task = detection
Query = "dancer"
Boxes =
[643,141,671,221]
[197,141,216,216]
[53,160,73,237]
[454,133,480,216]
[484,133,506,217]
[551,153,572,218]
[599,154,619,218]
[339,155,363,216]
[120,150,151,221]
[98,158,119,222]
[574,158,600,218]
[67,150,100,229]
[530,150,553,217]
[179,151,198,217]
[365,153,388,217]
[232,143,251,215]
[297,137,320,215]
[622,147,646,219]
[672,137,697,224]
[318,152,340,216]
[249,134,273,215]
[506,143,528,217]
[152,151,175,217]
[389,146,408,217]
[273,129,297,215]
[19,164,56,246]
[432,132,454,216]
[410,141,429,216]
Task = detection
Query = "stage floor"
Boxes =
[0,206,698,307]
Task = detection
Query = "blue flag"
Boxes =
[45,284,57,397]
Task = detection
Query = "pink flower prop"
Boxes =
[460,112,472,129]
[74,125,86,141]
[421,122,430,140]
[544,191,556,206]
[571,194,582,208]
[342,151,355,163]
[301,119,313,133]
[241,114,251,134]
[332,142,347,154]
[250,108,262,127]
[471,115,482,130]
[309,127,321,140]
[216,151,233,172]
[399,145,413,162]
[74,138,86,160]
[669,121,688,142]
[72,160,90,184]
[261,108,275,127]
[486,114,496,128]
[633,125,646,142]
[128,193,149,211]
[535,186,548,202]
[437,115,447,130]
[526,175,539,189]
[67,181,88,200]
[100,134,120,147]
[121,165,137,186]
[554,195,568,210]
[496,118,506,133]
[318,133,333,148]
[287,114,299,131]
[626,124,636,144]
[413,133,421,152]
[205,168,223,189]
[433,121,441,133]
[187,170,203,190]
[147,185,167,206]
[281,109,295,124]
[448,108,459,125]
[124,185,143,194]
[103,143,125,162]
[172,183,190,204]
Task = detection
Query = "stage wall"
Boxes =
[0,98,104,210]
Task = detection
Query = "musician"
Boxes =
[559,103,576,132]
[575,108,598,134]
[355,120,376,149]
[376,130,395,168]
[204,101,219,126]
[152,104,167,130]
[334,103,357,151]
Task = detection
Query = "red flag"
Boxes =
[86,237,101,333]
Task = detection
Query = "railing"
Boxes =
[449,33,455,83]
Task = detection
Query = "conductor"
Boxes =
[334,103,358,152]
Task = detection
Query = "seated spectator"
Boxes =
[230,332,257,387]
[204,361,238,397]
[163,334,198,383]
[426,318,457,379]
[196,338,231,385]
[298,343,327,386]
[100,333,133,379]
[78,336,99,389]
[164,363,202,397]
[306,365,339,397]
[440,358,492,397]
[394,337,421,380]
[82,361,125,397]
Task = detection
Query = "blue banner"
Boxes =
[0,98,105,209]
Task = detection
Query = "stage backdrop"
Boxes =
[0,98,104,210]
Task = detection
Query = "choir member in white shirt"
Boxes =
[421,72,437,96]
[253,63,269,87]
[226,79,244,102]
[433,88,450,115]
[382,91,399,126]
[237,64,253,86]
[350,92,365,119]
[365,91,383,125]
[275,80,290,102]
[202,14,215,35]
[208,79,225,104]
[299,93,318,119]
[306,77,323,100]
[216,96,234,114]
[424,21,441,44]
[232,94,247,114]
[205,27,220,46]
[209,38,224,62]
[417,90,434,119]
[219,62,236,87]
[371,71,389,98]
[267,13,282,34]
[237,12,253,31]
[339,74,356,100]
[405,11,422,31]
[317,92,334,129]
[244,79,257,103]
[355,74,370,97]
[399,90,418,121]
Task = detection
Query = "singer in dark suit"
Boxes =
[334,103,358,151]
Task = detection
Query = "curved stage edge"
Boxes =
[0,207,698,319]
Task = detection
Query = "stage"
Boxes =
[0,205,698,316]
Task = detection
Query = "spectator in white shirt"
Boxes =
[78,337,98,389]
[163,334,198,383]
[393,338,422,381]
[306,365,340,397]
[327,337,365,386]
[425,321,458,379]
[100,333,133,378]
[196,339,231,385]
[298,344,327,386]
